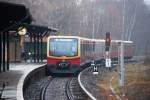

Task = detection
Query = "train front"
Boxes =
[47,36,80,75]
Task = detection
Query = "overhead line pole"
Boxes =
[119,0,126,97]
[118,0,126,98]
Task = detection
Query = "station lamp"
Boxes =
[18,26,27,47]
[18,26,27,36]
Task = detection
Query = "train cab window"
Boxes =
[49,38,78,57]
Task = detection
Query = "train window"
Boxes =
[49,38,78,57]
[82,42,95,51]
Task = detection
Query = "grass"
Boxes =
[113,63,150,99]
[98,63,150,100]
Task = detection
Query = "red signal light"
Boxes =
[105,32,111,46]
[105,32,111,51]
[106,38,110,42]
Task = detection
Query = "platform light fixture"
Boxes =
[18,26,27,36]
[18,26,27,47]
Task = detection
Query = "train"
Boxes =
[46,36,133,75]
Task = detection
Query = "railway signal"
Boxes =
[105,32,111,51]
[105,32,111,68]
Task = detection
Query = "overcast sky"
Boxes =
[144,0,150,5]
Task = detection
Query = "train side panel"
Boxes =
[80,40,104,65]
[80,40,134,66]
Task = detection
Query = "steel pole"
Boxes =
[0,34,2,72]
[2,33,6,72]
[119,42,124,87]
[7,32,9,70]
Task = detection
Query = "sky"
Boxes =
[76,0,150,5]
[144,0,150,5]
[75,0,150,5]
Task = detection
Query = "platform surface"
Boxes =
[0,63,45,100]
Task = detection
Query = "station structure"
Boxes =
[0,2,57,73]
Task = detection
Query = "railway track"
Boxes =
[41,77,88,100]
[66,78,88,100]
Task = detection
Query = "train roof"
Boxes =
[47,35,133,44]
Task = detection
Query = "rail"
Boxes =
[78,67,97,100]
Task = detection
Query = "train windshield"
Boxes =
[49,38,78,57]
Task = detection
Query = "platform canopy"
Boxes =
[0,2,32,32]
[26,24,58,37]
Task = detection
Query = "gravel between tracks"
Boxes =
[24,76,88,100]
[80,66,111,100]
[67,78,88,100]
[44,77,69,100]
[24,76,51,100]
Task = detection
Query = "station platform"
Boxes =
[0,63,45,100]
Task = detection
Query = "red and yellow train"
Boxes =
[47,36,133,74]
